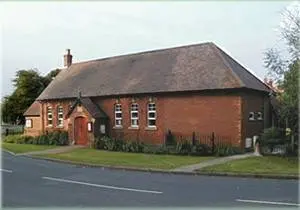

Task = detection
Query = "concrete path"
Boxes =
[16,145,86,156]
[173,153,256,172]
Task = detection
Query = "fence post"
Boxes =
[211,132,215,154]
[192,131,196,146]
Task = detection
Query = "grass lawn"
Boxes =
[1,142,59,154]
[200,156,299,175]
[35,148,215,169]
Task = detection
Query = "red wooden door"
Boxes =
[74,117,88,145]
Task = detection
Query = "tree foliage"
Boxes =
[264,3,299,134]
[1,68,61,124]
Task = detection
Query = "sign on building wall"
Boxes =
[100,125,105,134]
[245,138,252,148]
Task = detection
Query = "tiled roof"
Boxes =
[24,101,40,116]
[37,42,270,100]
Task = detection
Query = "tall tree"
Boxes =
[264,2,299,134]
[1,68,61,124]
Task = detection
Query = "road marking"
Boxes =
[236,199,300,206]
[0,169,13,173]
[42,176,163,194]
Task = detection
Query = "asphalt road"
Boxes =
[2,151,299,208]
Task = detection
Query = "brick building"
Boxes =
[24,42,273,149]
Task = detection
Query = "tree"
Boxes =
[264,2,299,135]
[1,68,61,124]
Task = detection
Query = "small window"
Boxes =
[47,106,53,126]
[257,112,263,120]
[57,106,64,127]
[248,112,255,121]
[115,104,122,127]
[147,103,156,127]
[25,119,32,128]
[130,103,139,127]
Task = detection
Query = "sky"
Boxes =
[0,1,293,97]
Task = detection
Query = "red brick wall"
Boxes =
[95,96,165,144]
[36,90,269,147]
[40,100,72,133]
[162,94,242,146]
[24,116,42,136]
[95,93,242,145]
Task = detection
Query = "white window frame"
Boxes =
[257,111,263,121]
[25,119,32,128]
[47,106,53,126]
[248,112,255,121]
[130,103,139,127]
[147,102,156,127]
[57,105,64,127]
[114,104,122,127]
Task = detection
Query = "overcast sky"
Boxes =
[1,1,292,96]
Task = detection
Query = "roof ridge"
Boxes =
[69,42,214,66]
[209,43,245,87]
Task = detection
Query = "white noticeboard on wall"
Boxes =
[100,125,105,134]
[245,138,252,148]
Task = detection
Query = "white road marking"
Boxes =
[42,176,163,194]
[236,199,300,206]
[0,169,12,173]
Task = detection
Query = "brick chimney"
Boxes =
[64,49,73,67]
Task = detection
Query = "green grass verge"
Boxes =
[35,148,215,169]
[1,143,59,154]
[200,156,299,175]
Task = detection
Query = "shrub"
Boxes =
[261,127,285,146]
[214,144,242,156]
[3,135,24,143]
[58,131,69,145]
[94,137,105,149]
[176,141,193,155]
[191,143,212,156]
[24,136,34,144]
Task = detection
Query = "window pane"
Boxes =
[148,119,156,126]
[148,103,156,111]
[131,119,138,126]
[131,112,138,118]
[116,119,122,126]
[116,113,122,118]
[115,104,122,111]
[131,104,138,111]
[48,120,53,125]
[149,112,156,118]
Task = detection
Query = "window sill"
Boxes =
[56,126,64,129]
[113,126,123,130]
[145,126,157,131]
[46,125,53,128]
[128,126,139,130]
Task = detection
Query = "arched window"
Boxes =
[47,106,53,126]
[147,103,156,127]
[114,104,122,127]
[57,105,64,127]
[130,103,139,127]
